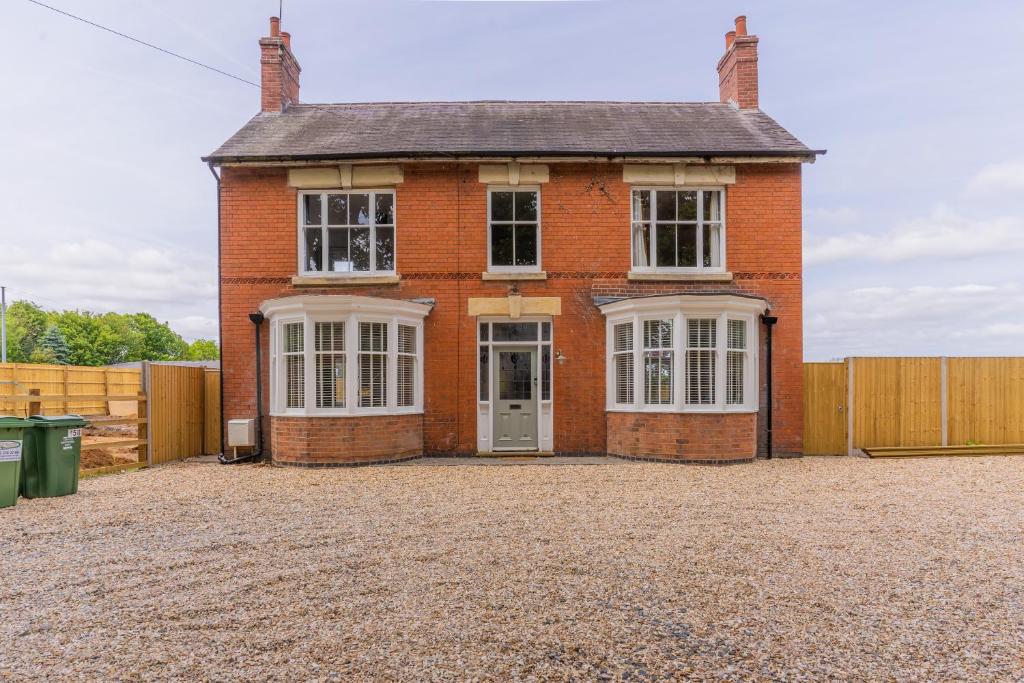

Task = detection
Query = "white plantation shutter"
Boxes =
[283,322,305,408]
[397,324,416,407]
[359,322,388,407]
[643,319,673,405]
[726,319,746,406]
[315,322,345,408]
[613,321,634,404]
[686,319,716,405]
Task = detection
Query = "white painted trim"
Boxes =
[296,189,397,277]
[219,155,817,168]
[628,187,727,275]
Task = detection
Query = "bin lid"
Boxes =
[0,415,31,429]
[28,414,87,427]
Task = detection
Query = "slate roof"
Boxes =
[204,101,822,163]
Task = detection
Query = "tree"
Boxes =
[186,339,220,361]
[35,325,71,365]
[3,301,48,362]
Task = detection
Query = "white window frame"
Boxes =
[264,295,429,417]
[297,189,397,277]
[487,186,542,273]
[602,295,763,414]
[629,186,726,274]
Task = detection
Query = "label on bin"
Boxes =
[68,428,82,439]
[0,440,22,462]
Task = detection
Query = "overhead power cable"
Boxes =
[25,0,260,88]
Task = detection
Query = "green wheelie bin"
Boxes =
[0,416,30,508]
[22,415,87,498]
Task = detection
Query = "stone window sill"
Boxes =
[481,271,548,281]
[627,271,733,282]
[292,274,401,287]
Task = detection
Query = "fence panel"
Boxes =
[853,357,943,448]
[203,369,222,455]
[947,358,1024,446]
[149,365,205,464]
[803,362,847,455]
[0,363,141,417]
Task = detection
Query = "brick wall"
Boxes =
[271,415,423,465]
[219,162,803,460]
[607,412,757,462]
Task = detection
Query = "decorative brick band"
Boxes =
[222,276,291,285]
[271,414,423,465]
[733,272,801,280]
[607,411,758,463]
[221,272,799,285]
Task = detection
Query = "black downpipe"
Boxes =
[207,162,226,459]
[761,314,778,459]
[219,311,265,464]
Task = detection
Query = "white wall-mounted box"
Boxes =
[227,419,256,447]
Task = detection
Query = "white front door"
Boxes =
[492,346,538,450]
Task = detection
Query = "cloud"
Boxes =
[806,206,860,227]
[805,282,1024,359]
[0,238,216,341]
[804,205,1024,265]
[966,160,1024,196]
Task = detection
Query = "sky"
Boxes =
[4,0,1024,360]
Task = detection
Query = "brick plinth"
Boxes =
[271,414,423,466]
[607,412,757,463]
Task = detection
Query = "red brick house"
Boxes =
[204,15,822,466]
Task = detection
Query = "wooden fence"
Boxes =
[0,362,222,471]
[804,357,1024,454]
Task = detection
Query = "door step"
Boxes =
[476,451,555,458]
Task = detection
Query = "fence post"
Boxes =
[28,388,40,418]
[62,365,70,414]
[940,356,949,447]
[137,391,149,466]
[846,357,856,456]
[141,362,152,466]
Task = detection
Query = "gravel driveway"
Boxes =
[2,457,1022,681]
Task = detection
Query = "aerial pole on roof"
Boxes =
[1,286,6,363]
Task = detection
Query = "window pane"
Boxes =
[304,228,323,272]
[375,193,394,224]
[492,323,538,342]
[644,351,673,405]
[303,194,321,226]
[491,225,514,266]
[703,190,722,222]
[678,191,697,221]
[727,351,744,405]
[514,224,537,266]
[541,346,551,401]
[398,324,416,354]
[515,191,538,221]
[359,322,388,352]
[286,355,305,408]
[375,227,395,271]
[359,354,386,407]
[327,194,347,225]
[688,319,717,348]
[687,350,716,405]
[350,227,371,271]
[677,225,697,267]
[614,322,633,352]
[397,356,415,407]
[656,190,676,221]
[479,322,489,342]
[315,322,345,352]
[498,351,532,400]
[284,322,304,353]
[615,354,634,404]
[541,322,551,341]
[491,191,514,221]
[350,193,370,225]
[632,223,651,268]
[655,225,676,267]
[316,353,345,408]
[703,224,721,268]
[479,347,489,401]
[644,319,672,349]
[632,190,651,221]
[728,320,746,349]
[327,228,350,272]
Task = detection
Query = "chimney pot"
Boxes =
[281,31,291,50]
[725,30,736,49]
[717,15,758,109]
[269,16,280,37]
[735,15,747,36]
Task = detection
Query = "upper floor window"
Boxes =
[300,190,395,275]
[631,189,724,272]
[488,188,540,272]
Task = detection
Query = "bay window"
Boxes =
[300,190,395,275]
[264,296,430,416]
[631,188,724,272]
[601,295,764,413]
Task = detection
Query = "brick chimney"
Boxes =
[260,16,301,113]
[717,15,758,109]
